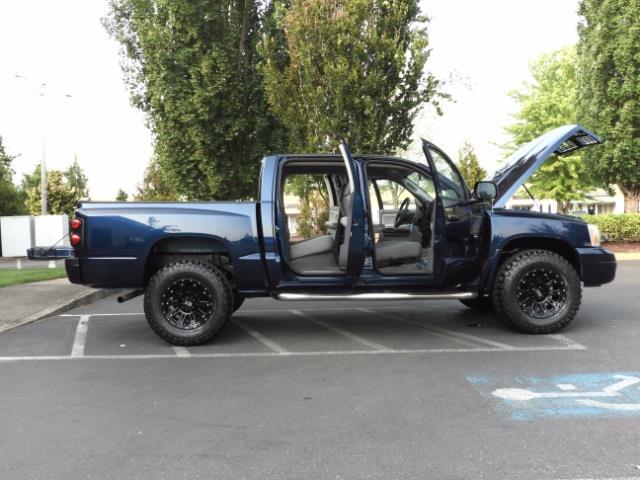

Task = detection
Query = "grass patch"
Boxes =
[0,268,67,288]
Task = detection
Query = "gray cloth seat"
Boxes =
[375,240,421,266]
[289,234,334,260]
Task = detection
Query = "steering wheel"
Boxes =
[394,197,411,229]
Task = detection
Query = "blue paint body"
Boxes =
[61,125,616,296]
[469,372,640,420]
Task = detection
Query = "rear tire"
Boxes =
[144,260,233,345]
[492,249,581,334]
[460,297,494,311]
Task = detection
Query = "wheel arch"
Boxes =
[482,235,581,292]
[143,235,234,286]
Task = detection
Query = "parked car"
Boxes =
[31,124,616,345]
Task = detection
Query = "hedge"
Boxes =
[579,213,640,243]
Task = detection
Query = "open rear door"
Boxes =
[338,140,366,277]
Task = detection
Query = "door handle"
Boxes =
[446,214,460,222]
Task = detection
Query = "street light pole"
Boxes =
[14,75,48,215]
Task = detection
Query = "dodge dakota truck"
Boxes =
[31,124,616,345]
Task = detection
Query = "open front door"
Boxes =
[338,140,366,277]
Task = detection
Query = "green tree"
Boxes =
[296,190,329,239]
[261,0,445,153]
[505,46,591,213]
[22,166,78,217]
[0,136,26,216]
[65,156,89,202]
[115,189,128,201]
[456,141,486,187]
[577,0,640,212]
[105,0,285,201]
[135,157,179,201]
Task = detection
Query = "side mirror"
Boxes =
[473,181,497,202]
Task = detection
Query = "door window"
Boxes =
[427,147,467,205]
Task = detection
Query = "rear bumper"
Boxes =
[65,258,83,284]
[576,247,616,286]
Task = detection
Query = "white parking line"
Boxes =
[290,309,392,352]
[232,319,290,355]
[172,346,191,357]
[552,477,640,480]
[0,345,586,362]
[70,315,90,357]
[548,333,587,350]
[359,308,517,350]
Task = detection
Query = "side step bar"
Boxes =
[276,292,477,301]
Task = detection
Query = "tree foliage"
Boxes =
[0,136,26,216]
[105,0,285,201]
[577,0,640,212]
[505,46,591,213]
[22,166,82,217]
[296,190,329,239]
[261,0,444,153]
[135,157,179,201]
[456,141,486,187]
[116,189,128,201]
[65,156,89,201]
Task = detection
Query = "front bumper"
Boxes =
[65,258,83,284]
[576,247,616,286]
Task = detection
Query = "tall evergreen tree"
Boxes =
[261,0,445,153]
[456,141,486,188]
[577,0,640,212]
[105,0,285,200]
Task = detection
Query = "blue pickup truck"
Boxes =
[33,125,616,345]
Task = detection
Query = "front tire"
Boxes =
[144,260,233,345]
[492,249,581,334]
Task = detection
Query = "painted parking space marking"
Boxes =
[360,307,517,350]
[469,372,640,420]
[291,309,392,352]
[10,308,587,361]
[232,318,290,355]
[0,345,590,362]
[70,315,90,357]
[172,346,191,357]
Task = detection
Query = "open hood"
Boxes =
[490,125,602,208]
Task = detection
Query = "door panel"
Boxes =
[422,140,478,285]
[338,141,366,277]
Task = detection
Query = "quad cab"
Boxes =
[30,125,616,345]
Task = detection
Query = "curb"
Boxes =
[614,253,640,261]
[0,288,124,334]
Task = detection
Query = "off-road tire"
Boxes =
[459,296,494,311]
[144,260,233,345]
[232,291,245,312]
[492,249,581,334]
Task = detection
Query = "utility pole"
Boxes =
[14,75,72,215]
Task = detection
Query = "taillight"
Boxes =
[70,218,82,231]
[70,217,82,247]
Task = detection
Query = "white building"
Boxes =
[506,186,625,215]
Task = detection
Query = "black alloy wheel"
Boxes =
[492,249,581,334]
[144,260,232,345]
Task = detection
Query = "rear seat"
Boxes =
[289,235,334,260]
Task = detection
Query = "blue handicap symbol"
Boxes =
[468,372,640,420]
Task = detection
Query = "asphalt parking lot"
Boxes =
[1,262,639,480]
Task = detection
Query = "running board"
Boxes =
[276,292,477,301]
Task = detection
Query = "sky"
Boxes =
[0,0,580,200]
